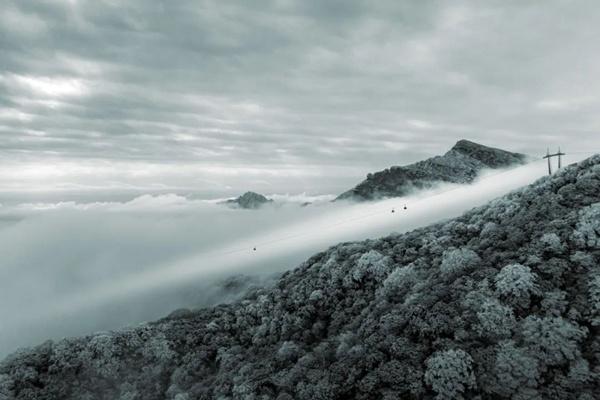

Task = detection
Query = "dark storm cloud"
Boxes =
[1,0,599,191]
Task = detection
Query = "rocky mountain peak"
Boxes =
[336,140,528,201]
[448,139,528,168]
[223,191,273,209]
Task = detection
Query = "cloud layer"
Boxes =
[1,0,599,193]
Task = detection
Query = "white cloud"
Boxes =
[536,96,596,111]
[11,74,88,98]
[407,119,435,129]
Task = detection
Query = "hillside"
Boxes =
[337,140,528,201]
[1,155,599,400]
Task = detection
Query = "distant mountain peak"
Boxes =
[337,140,528,201]
[223,191,273,209]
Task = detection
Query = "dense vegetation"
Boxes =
[336,139,528,201]
[1,155,599,400]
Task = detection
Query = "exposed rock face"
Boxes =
[223,191,273,209]
[337,139,529,201]
[1,155,599,400]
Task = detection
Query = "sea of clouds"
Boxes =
[0,155,587,358]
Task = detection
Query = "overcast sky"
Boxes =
[1,0,599,195]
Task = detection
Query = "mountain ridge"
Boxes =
[337,139,529,201]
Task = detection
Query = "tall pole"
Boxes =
[543,147,566,175]
[558,147,562,169]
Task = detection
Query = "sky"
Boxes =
[1,0,600,197]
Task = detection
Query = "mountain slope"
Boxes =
[337,140,529,201]
[1,156,599,400]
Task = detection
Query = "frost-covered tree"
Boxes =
[424,349,476,400]
[0,373,14,399]
[380,264,418,302]
[376,359,424,396]
[277,341,301,362]
[521,316,587,366]
[493,341,539,398]
[141,332,176,363]
[588,273,600,325]
[351,250,390,282]
[567,358,592,387]
[118,383,139,400]
[81,334,121,380]
[572,204,600,249]
[540,290,568,317]
[494,264,538,307]
[475,298,515,340]
[539,233,565,255]
[479,222,499,240]
[440,248,481,279]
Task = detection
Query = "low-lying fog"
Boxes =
[0,155,588,358]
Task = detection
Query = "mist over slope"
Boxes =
[2,155,598,399]
[0,157,561,358]
[337,140,528,201]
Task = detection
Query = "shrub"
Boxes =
[424,349,476,400]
